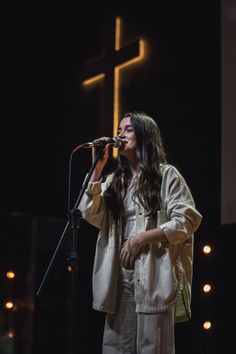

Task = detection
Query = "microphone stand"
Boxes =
[36,145,105,354]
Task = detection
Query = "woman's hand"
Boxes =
[91,137,111,181]
[120,236,143,269]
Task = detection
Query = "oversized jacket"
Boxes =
[78,164,202,322]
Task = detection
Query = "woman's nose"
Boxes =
[118,130,125,138]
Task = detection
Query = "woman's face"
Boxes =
[117,116,137,157]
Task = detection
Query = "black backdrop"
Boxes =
[1,2,228,354]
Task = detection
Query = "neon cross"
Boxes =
[82,16,146,156]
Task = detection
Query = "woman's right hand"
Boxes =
[91,137,111,181]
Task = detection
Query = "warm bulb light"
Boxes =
[5,301,14,309]
[203,284,212,293]
[6,271,15,279]
[203,245,211,254]
[8,331,14,338]
[203,321,212,330]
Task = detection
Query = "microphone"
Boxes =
[80,136,123,149]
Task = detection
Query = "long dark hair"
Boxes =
[104,111,167,220]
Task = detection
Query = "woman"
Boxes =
[79,111,202,354]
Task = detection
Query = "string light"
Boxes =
[203,244,212,254]
[201,242,214,336]
[203,283,212,293]
[203,321,212,330]
[8,330,14,338]
[5,301,14,310]
[6,271,15,279]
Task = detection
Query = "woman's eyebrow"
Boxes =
[118,124,133,130]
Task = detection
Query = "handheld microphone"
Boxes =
[80,136,123,148]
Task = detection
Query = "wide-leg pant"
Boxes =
[102,268,175,354]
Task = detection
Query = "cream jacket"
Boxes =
[79,164,202,322]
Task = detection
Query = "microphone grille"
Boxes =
[113,136,123,148]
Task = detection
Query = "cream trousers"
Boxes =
[102,267,175,354]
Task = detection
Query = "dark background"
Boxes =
[1,1,231,354]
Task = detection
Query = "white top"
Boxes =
[122,179,137,240]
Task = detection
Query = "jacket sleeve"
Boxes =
[78,175,112,229]
[159,164,202,244]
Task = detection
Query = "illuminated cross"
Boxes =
[81,16,146,156]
